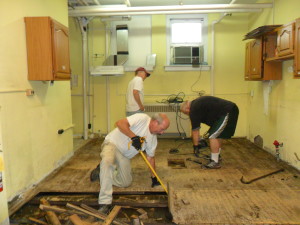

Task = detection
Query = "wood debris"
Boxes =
[32,201,129,225]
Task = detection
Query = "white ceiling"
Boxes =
[68,0,259,8]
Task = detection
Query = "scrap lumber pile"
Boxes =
[28,198,127,225]
[25,198,169,225]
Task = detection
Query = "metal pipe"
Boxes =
[77,18,89,140]
[77,0,89,6]
[101,16,131,22]
[0,89,27,93]
[93,0,100,5]
[124,0,131,7]
[104,23,111,133]
[70,8,264,17]
[70,4,273,13]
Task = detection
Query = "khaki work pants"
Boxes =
[98,142,132,204]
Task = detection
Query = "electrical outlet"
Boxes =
[26,89,34,96]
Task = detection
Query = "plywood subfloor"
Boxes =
[9,138,300,224]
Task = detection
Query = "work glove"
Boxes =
[131,136,142,150]
[151,176,160,188]
[193,145,201,157]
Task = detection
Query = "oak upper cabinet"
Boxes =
[249,39,263,79]
[294,18,300,78]
[276,22,295,58]
[245,38,282,81]
[25,17,71,81]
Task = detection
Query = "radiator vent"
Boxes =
[144,104,179,113]
[144,104,190,138]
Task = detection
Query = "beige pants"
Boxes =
[98,142,132,204]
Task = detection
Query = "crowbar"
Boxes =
[186,157,202,165]
[138,150,168,194]
[240,168,284,184]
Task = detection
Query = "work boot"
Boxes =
[204,160,221,169]
[98,204,112,214]
[90,163,100,182]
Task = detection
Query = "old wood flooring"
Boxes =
[10,138,300,224]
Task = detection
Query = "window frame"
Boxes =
[166,14,209,70]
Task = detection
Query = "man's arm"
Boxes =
[116,118,136,138]
[133,89,144,111]
[192,129,200,146]
[146,155,156,177]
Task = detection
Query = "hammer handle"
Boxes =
[139,150,168,194]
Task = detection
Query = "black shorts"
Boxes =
[207,105,239,139]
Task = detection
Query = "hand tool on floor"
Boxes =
[186,157,202,165]
[240,168,284,184]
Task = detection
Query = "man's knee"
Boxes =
[121,176,132,187]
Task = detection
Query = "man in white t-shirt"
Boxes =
[91,113,169,213]
[126,67,151,116]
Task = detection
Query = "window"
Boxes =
[166,14,208,68]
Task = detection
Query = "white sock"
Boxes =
[211,153,219,163]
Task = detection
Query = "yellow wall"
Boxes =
[0,0,73,220]
[70,13,249,137]
[247,0,300,169]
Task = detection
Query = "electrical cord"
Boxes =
[190,64,206,96]
[156,92,187,138]
[156,92,185,104]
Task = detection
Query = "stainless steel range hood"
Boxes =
[90,24,128,76]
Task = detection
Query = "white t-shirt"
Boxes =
[105,114,157,159]
[126,76,144,112]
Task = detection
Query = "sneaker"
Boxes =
[90,163,100,182]
[204,160,221,169]
[98,204,112,214]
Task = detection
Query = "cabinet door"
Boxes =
[263,33,277,60]
[277,22,295,57]
[245,42,251,80]
[51,20,71,80]
[295,18,300,77]
[250,39,263,79]
[25,17,53,80]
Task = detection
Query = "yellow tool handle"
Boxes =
[138,150,168,194]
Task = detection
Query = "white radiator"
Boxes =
[144,104,190,138]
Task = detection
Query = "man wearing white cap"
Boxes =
[126,67,151,116]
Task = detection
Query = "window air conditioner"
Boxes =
[172,46,204,64]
